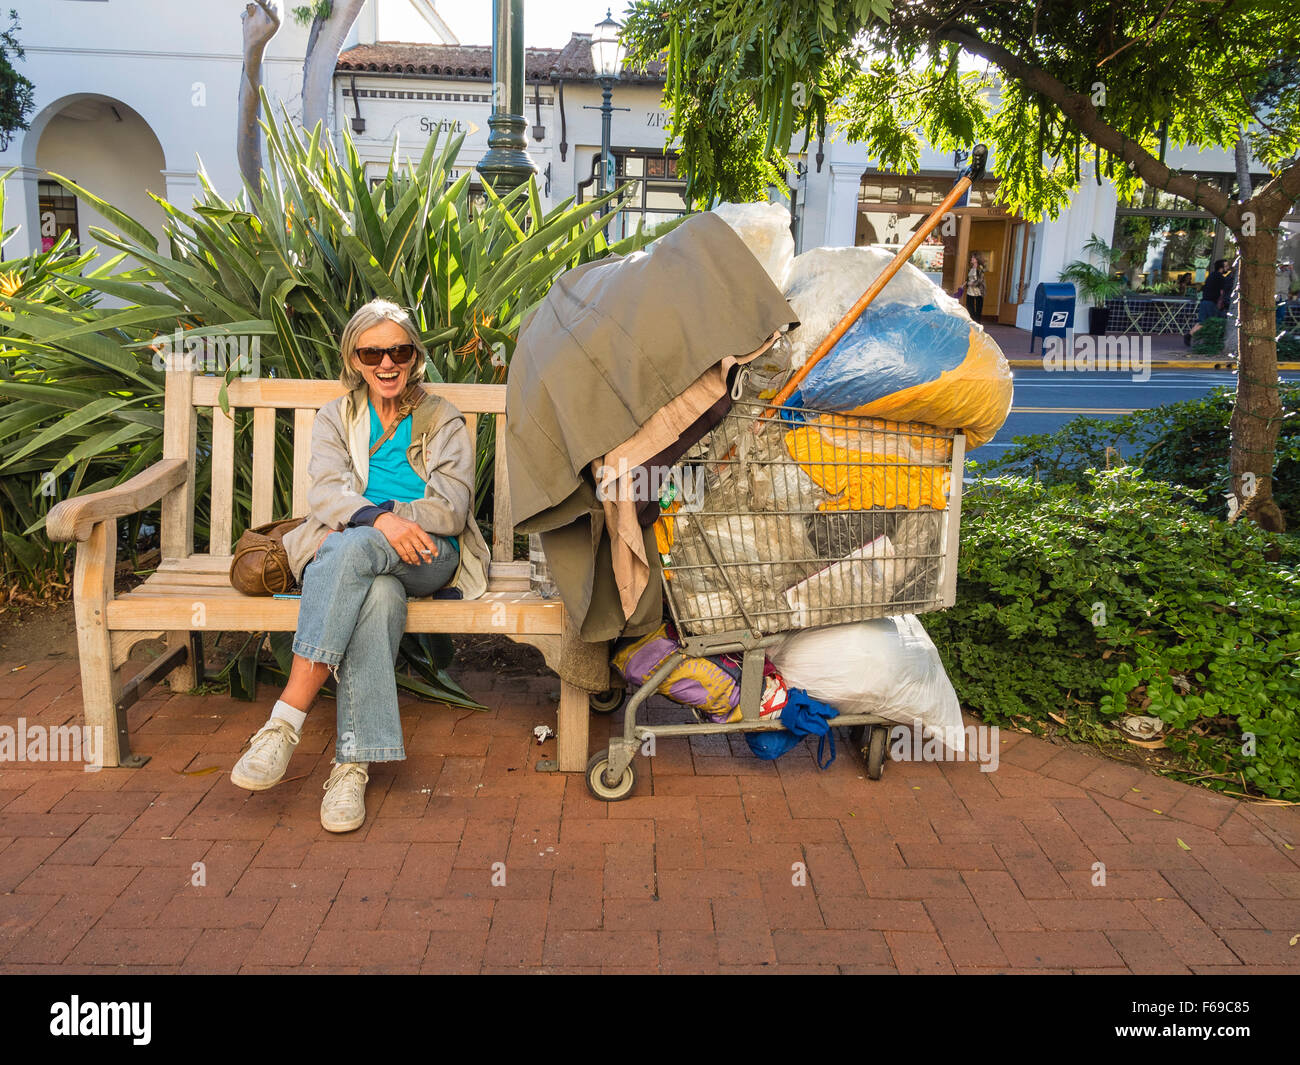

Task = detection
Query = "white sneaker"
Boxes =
[230,719,300,791]
[320,760,369,833]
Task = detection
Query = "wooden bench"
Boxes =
[46,369,592,771]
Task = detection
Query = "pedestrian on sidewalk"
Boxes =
[229,299,490,833]
[1186,259,1234,346]
[965,253,986,322]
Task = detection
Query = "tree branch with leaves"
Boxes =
[0,9,35,153]
[624,0,1300,530]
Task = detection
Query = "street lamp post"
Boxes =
[597,79,615,198]
[585,10,628,220]
[477,0,538,192]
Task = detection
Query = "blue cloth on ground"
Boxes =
[745,688,840,768]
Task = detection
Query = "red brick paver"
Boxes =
[1,652,1297,973]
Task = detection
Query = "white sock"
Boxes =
[270,700,307,731]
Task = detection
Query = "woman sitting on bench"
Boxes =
[230,299,490,831]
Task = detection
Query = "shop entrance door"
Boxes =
[968,218,1007,322]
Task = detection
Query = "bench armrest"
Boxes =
[47,458,189,543]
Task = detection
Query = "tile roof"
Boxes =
[337,33,665,84]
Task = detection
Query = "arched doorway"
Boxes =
[23,93,167,260]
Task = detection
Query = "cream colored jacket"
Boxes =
[281,384,491,599]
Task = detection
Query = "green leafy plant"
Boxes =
[976,384,1300,524]
[0,10,34,152]
[924,469,1300,800]
[1059,234,1125,305]
[0,178,133,596]
[291,1,333,26]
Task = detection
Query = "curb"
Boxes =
[1006,359,1300,371]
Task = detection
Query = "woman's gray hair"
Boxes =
[338,299,428,390]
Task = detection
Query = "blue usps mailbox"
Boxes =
[1031,283,1076,353]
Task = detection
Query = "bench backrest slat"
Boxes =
[164,372,513,561]
[190,377,508,413]
[209,405,236,557]
[250,406,276,528]
[291,408,316,519]
[493,413,512,562]
[161,370,196,560]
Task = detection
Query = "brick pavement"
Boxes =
[1,651,1297,974]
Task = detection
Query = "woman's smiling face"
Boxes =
[352,320,414,404]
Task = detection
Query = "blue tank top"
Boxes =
[366,401,458,552]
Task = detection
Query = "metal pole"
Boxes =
[599,78,613,201]
[477,0,538,192]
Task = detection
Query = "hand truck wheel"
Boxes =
[866,725,888,780]
[585,749,636,801]
[588,686,625,715]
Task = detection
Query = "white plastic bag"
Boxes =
[783,246,967,370]
[768,616,965,751]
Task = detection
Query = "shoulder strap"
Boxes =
[367,385,426,458]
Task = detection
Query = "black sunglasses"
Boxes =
[355,344,416,367]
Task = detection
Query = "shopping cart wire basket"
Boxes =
[585,399,966,799]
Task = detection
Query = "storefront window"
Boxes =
[1113,174,1300,300]
[1279,221,1300,301]
[579,150,689,241]
[1111,173,1271,294]
[855,207,948,285]
[1111,214,1216,294]
[38,180,79,252]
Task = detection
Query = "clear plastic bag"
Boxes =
[711,201,795,292]
[783,534,899,628]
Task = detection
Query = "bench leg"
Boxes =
[557,678,589,773]
[72,521,122,769]
[505,629,593,772]
[164,630,199,691]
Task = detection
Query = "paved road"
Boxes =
[975,368,1300,466]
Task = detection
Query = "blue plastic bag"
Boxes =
[782,301,1013,449]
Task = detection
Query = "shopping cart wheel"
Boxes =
[588,686,625,714]
[866,726,888,781]
[585,749,636,801]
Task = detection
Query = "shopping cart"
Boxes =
[585,399,966,800]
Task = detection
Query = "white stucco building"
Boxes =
[3,0,1292,333]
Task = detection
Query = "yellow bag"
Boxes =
[784,416,950,511]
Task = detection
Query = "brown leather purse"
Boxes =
[229,518,305,595]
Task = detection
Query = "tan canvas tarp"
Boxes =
[506,212,796,645]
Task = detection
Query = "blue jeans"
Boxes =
[293,525,459,764]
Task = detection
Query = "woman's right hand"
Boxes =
[374,511,439,565]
